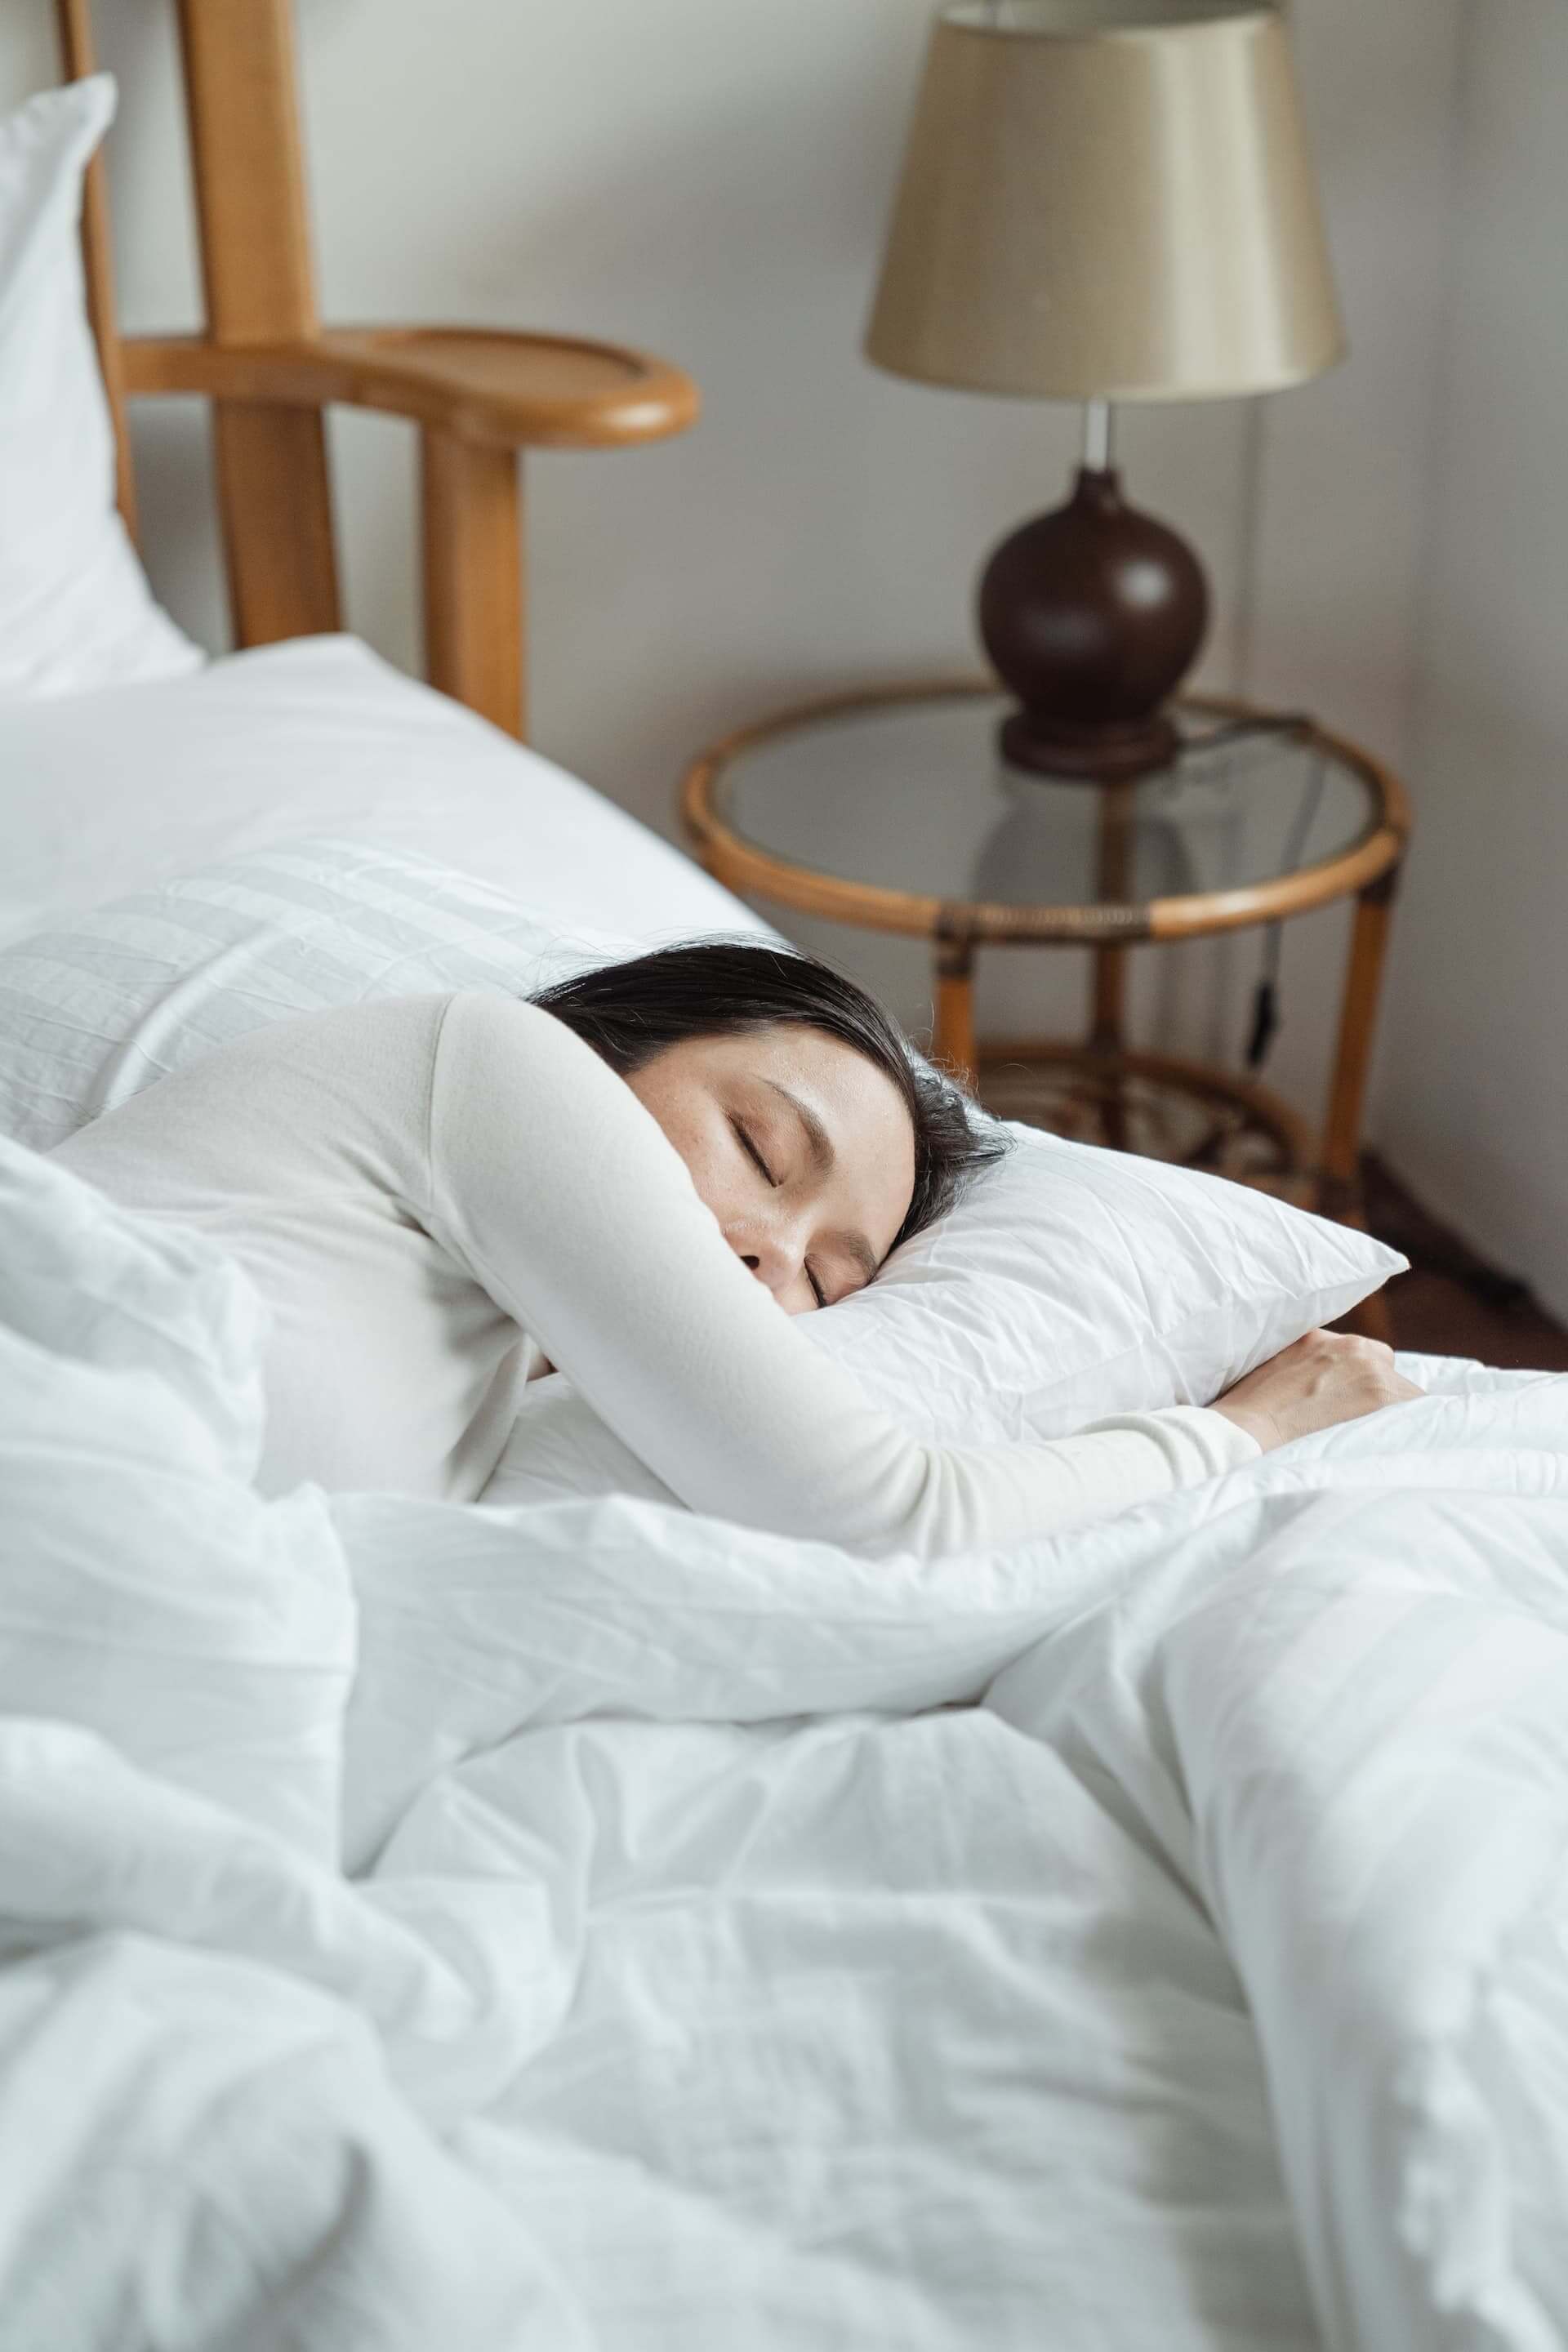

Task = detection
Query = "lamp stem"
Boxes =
[1082,399,1115,472]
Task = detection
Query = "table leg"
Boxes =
[933,926,978,1093]
[1319,869,1401,1343]
[1320,869,1399,1209]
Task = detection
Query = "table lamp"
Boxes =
[866,1,1344,781]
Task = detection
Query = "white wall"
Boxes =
[16,0,1561,1313]
[1375,0,1568,1323]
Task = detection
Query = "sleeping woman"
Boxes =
[51,941,1419,1557]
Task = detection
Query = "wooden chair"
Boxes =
[55,0,698,741]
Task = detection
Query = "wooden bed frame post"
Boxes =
[421,434,526,740]
[55,0,697,741]
[173,0,341,647]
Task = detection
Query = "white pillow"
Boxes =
[0,630,767,951]
[0,837,1403,1454]
[808,1123,1404,1439]
[0,77,202,699]
[0,836,640,1152]
[483,1126,1403,1500]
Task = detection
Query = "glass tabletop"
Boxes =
[708,688,1379,918]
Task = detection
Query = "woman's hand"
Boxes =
[1212,1328,1423,1454]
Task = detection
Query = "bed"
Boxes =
[4,10,1568,2351]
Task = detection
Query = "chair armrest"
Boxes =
[120,323,697,738]
[121,324,698,448]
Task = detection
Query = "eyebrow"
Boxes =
[764,1080,880,1288]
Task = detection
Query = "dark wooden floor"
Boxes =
[1352,1154,1568,1370]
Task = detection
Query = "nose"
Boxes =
[730,1224,800,1298]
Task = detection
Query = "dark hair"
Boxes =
[531,939,1008,1254]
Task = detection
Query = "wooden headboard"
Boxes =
[52,0,698,739]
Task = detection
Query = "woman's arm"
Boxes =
[425,994,1258,1557]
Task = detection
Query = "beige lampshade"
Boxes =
[866,1,1344,403]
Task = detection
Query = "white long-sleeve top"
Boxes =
[53,993,1258,1552]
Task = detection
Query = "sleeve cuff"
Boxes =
[1079,1401,1263,1484]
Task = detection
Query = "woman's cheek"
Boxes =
[684,1131,739,1227]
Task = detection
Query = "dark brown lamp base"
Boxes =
[979,466,1210,782]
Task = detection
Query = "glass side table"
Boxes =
[682,679,1411,1240]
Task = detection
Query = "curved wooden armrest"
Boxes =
[120,323,696,738]
[121,324,698,449]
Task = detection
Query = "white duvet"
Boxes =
[4,1134,1568,2352]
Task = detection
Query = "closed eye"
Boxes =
[805,1263,826,1310]
[732,1117,777,1187]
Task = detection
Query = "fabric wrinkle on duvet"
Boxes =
[2,1132,1567,2351]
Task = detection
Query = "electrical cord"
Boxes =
[1174,710,1326,1077]
[1247,743,1327,1071]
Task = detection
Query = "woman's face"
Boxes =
[626,1023,916,1314]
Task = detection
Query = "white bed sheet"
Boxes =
[0,633,760,951]
[5,1138,1568,2352]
